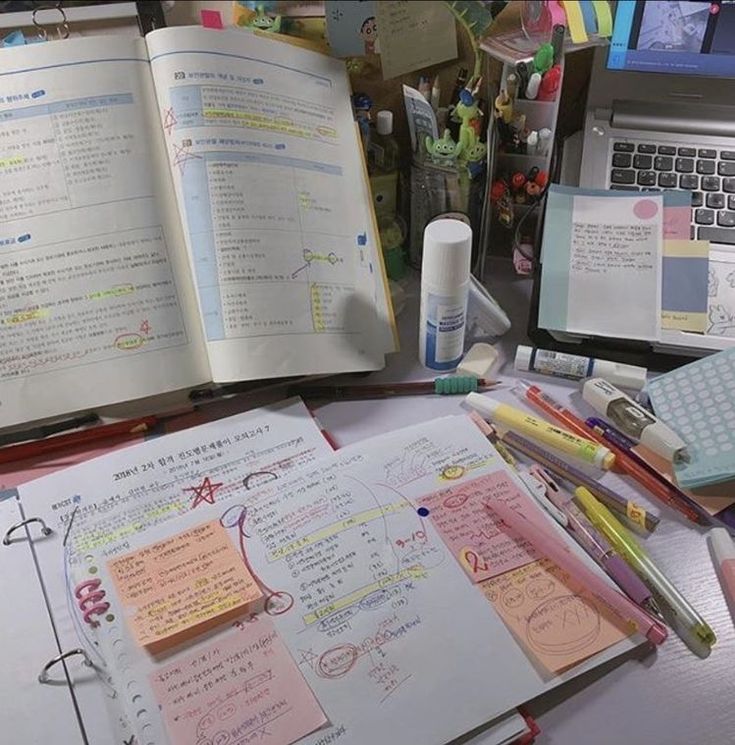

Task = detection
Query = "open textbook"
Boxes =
[0,28,396,429]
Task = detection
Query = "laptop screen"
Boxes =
[608,0,735,78]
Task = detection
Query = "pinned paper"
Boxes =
[325,0,378,57]
[376,1,458,79]
[150,618,327,745]
[560,1,589,44]
[108,520,262,651]
[591,0,613,37]
[418,472,540,582]
[201,9,224,29]
[481,558,631,674]
[661,239,709,333]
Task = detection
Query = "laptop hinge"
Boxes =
[606,100,735,138]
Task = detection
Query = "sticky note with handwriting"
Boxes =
[108,520,262,652]
[150,617,327,745]
[417,472,540,582]
[480,558,630,675]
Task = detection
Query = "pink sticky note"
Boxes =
[151,617,327,745]
[201,9,224,29]
[418,472,540,582]
[663,205,691,240]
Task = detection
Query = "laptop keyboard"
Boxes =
[610,141,735,244]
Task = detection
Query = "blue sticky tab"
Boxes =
[2,30,27,47]
[0,488,20,502]
[579,1,598,34]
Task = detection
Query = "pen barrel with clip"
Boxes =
[465,393,614,469]
[488,499,667,644]
[561,499,653,607]
[587,418,712,527]
[574,487,716,647]
[500,429,659,532]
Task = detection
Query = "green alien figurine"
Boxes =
[464,135,487,179]
[425,129,463,166]
[248,4,282,33]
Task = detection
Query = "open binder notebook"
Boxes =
[0,28,396,429]
[4,401,646,745]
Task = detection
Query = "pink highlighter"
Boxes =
[709,528,735,623]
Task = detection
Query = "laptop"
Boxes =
[557,0,735,358]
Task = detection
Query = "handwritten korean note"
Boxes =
[480,558,631,675]
[108,520,262,651]
[566,193,663,340]
[418,472,540,582]
[376,1,458,79]
[150,618,327,745]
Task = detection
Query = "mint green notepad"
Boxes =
[648,347,735,489]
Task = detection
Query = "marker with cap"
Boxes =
[465,392,615,470]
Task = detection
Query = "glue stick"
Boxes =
[419,219,472,371]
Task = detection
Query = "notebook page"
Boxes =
[73,416,639,745]
[16,399,332,745]
[0,36,209,428]
[145,27,397,383]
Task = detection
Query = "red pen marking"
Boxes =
[184,476,223,508]
[162,106,177,135]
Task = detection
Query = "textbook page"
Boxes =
[0,36,209,428]
[146,27,397,383]
[17,399,332,745]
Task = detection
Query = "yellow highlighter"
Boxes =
[465,393,615,469]
[574,486,716,650]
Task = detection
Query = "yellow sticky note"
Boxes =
[108,521,262,652]
[480,557,631,674]
[561,1,589,44]
[591,0,613,37]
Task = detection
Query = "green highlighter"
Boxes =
[574,486,716,652]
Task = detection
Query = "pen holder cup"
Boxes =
[409,162,487,269]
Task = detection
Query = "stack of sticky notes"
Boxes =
[108,520,262,653]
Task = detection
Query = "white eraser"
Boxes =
[458,343,498,378]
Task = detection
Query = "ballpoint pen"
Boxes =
[574,486,716,651]
[514,381,705,528]
[487,499,667,645]
[529,466,658,615]
[586,417,726,532]
[469,412,567,527]
[495,427,659,532]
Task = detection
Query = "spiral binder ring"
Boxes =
[38,648,94,684]
[32,3,70,41]
[74,578,110,627]
[3,517,53,546]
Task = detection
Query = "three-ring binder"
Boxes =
[3,517,53,546]
[38,648,94,684]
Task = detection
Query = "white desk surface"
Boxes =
[314,261,735,745]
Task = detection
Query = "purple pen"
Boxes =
[586,417,726,532]
[530,467,657,613]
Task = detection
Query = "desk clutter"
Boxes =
[2,2,735,745]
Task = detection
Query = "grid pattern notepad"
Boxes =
[648,347,735,489]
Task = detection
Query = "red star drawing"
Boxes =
[184,476,223,509]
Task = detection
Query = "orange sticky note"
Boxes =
[481,558,631,675]
[108,520,262,652]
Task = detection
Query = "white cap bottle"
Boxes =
[515,345,647,391]
[376,110,393,135]
[419,219,472,370]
